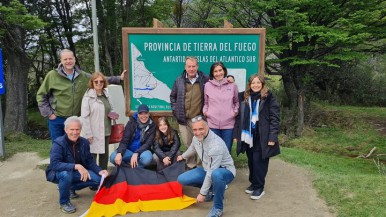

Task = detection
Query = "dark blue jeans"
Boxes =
[56,170,101,205]
[211,128,234,154]
[109,150,153,168]
[177,167,234,210]
[48,116,66,142]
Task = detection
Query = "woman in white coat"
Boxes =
[81,72,118,170]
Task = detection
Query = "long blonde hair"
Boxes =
[244,73,269,105]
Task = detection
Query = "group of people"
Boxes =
[39,50,281,217]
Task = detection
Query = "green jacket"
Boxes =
[36,64,120,118]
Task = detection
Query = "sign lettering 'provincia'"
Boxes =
[122,29,266,114]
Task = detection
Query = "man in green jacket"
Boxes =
[36,49,123,142]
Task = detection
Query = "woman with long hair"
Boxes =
[234,73,280,200]
[153,117,181,171]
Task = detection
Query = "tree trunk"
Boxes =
[281,69,305,137]
[296,91,305,136]
[3,26,29,133]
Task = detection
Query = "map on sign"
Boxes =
[228,68,247,92]
[131,43,171,103]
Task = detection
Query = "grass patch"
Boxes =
[1,132,51,161]
[280,147,385,217]
[320,104,386,119]
[28,107,48,129]
[284,103,386,160]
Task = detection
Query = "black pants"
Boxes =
[92,136,110,170]
[246,147,269,190]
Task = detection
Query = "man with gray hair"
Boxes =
[177,115,236,217]
[45,116,109,214]
[37,49,124,142]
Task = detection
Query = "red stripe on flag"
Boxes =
[94,181,183,204]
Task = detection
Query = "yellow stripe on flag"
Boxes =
[85,195,196,217]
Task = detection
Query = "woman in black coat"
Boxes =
[234,73,280,200]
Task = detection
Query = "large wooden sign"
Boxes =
[122,28,266,115]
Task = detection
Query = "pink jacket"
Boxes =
[203,78,239,129]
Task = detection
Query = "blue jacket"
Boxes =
[49,135,102,174]
[116,113,156,155]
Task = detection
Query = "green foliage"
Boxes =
[305,54,386,106]
[0,0,45,37]
[204,0,386,116]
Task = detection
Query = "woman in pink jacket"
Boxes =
[203,62,239,153]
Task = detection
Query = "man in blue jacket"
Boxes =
[46,116,109,214]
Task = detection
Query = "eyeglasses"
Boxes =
[93,80,104,84]
[191,115,205,123]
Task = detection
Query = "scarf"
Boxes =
[241,91,260,148]
[136,117,153,143]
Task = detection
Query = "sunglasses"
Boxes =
[93,80,104,84]
[191,115,205,123]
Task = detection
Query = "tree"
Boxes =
[0,0,44,133]
[208,0,386,136]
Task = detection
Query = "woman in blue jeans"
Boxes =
[110,104,155,168]
[203,62,239,153]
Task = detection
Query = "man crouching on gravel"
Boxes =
[177,116,236,217]
[45,116,109,214]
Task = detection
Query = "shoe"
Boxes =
[69,190,79,199]
[245,185,254,194]
[204,190,214,202]
[89,186,98,191]
[250,188,265,200]
[225,184,228,190]
[60,201,76,214]
[207,207,223,217]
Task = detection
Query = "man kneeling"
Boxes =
[46,116,109,214]
[177,116,236,217]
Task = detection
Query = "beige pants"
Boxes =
[179,121,200,168]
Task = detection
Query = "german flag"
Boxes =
[85,162,195,217]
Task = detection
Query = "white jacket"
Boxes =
[81,88,114,154]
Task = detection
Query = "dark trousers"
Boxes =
[246,147,269,190]
[153,151,181,171]
[92,136,110,170]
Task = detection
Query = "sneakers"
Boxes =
[225,184,228,190]
[69,190,79,199]
[207,207,223,217]
[204,190,214,202]
[245,185,254,194]
[60,201,76,214]
[250,188,265,200]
